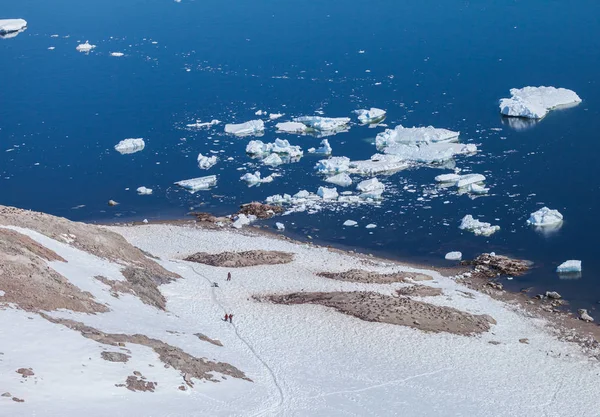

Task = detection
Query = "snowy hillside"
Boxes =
[0,206,599,416]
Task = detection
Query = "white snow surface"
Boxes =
[527,207,564,227]
[224,120,265,136]
[354,108,386,124]
[197,153,218,170]
[0,19,27,33]
[2,223,600,416]
[499,86,582,119]
[174,175,217,192]
[557,260,582,273]
[459,215,500,237]
[114,138,145,155]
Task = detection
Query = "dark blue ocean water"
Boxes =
[2,1,600,307]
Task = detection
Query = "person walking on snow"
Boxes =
[228,314,233,323]
[224,313,229,322]
[227,272,231,281]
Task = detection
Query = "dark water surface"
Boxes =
[2,1,600,308]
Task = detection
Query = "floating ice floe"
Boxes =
[136,186,153,195]
[356,178,385,199]
[308,139,332,155]
[275,222,285,231]
[240,171,279,185]
[315,157,351,174]
[527,207,563,228]
[0,19,27,35]
[197,153,217,170]
[348,154,409,175]
[262,153,283,166]
[459,215,500,237]
[224,120,265,136]
[246,139,303,158]
[232,213,257,229]
[445,251,463,261]
[114,138,145,155]
[354,108,386,124]
[376,125,460,148]
[325,173,352,187]
[276,122,308,134]
[436,173,489,194]
[294,116,351,132]
[343,220,358,227]
[175,175,217,193]
[269,113,284,120]
[110,52,124,57]
[76,41,96,52]
[317,186,339,200]
[255,110,265,116]
[383,142,477,164]
[186,119,220,129]
[499,86,582,119]
[556,260,581,273]
[365,224,377,229]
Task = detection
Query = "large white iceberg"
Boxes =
[383,142,477,164]
[175,175,217,193]
[459,215,500,237]
[325,173,352,187]
[246,139,303,158]
[224,120,265,136]
[499,86,582,119]
[527,207,563,227]
[556,260,581,273]
[354,108,386,124]
[317,186,339,200]
[308,139,332,155]
[276,122,308,134]
[348,154,409,175]
[197,153,217,170]
[0,19,27,34]
[76,41,96,52]
[376,125,460,148]
[114,138,145,154]
[315,157,351,174]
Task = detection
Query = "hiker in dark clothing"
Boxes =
[227,272,232,281]
[228,314,233,323]
[224,313,229,322]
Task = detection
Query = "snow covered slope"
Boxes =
[1,206,600,416]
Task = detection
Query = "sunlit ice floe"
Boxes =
[224,119,265,136]
[307,139,332,155]
[269,113,284,120]
[0,19,27,34]
[557,260,581,273]
[187,119,220,129]
[356,178,385,199]
[76,41,96,52]
[110,52,124,57]
[499,86,582,119]
[246,139,303,158]
[376,125,460,148]
[136,186,153,195]
[382,142,477,164]
[291,116,351,137]
[231,213,257,229]
[436,173,489,194]
[240,171,280,186]
[325,173,352,187]
[114,138,145,154]
[174,175,217,193]
[276,121,308,134]
[354,108,386,125]
[459,215,500,237]
[315,156,350,174]
[197,153,217,170]
[527,207,563,229]
[343,219,358,226]
[445,251,463,261]
[347,154,409,175]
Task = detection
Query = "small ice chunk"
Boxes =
[499,86,582,119]
[315,157,351,174]
[365,224,377,229]
[308,139,332,155]
[294,116,351,132]
[197,153,218,169]
[376,125,460,148]
[224,120,265,136]
[527,207,563,227]
[76,41,96,52]
[275,222,285,231]
[445,251,463,261]
[459,215,500,237]
[356,178,385,193]
[343,220,358,227]
[175,175,217,193]
[240,171,278,185]
[435,173,461,183]
[317,186,339,200]
[325,173,352,187]
[0,19,27,34]
[269,113,284,120]
[354,108,386,124]
[456,174,486,188]
[136,186,153,195]
[348,154,408,175]
[232,213,257,229]
[276,121,308,134]
[186,119,221,129]
[467,183,489,195]
[255,110,265,116]
[556,260,581,273]
[114,138,145,154]
[110,52,124,57]
[262,153,283,166]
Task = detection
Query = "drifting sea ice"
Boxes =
[456,174,486,188]
[343,220,358,227]
[325,173,352,187]
[174,175,217,193]
[376,125,460,148]
[383,142,477,164]
[556,260,581,273]
[240,171,279,185]
[114,138,145,154]
[445,251,463,261]
[356,178,385,199]
[136,186,153,195]
[0,19,27,34]
[269,113,284,120]
[354,108,386,124]
[275,222,285,230]
[76,41,96,52]
[186,119,220,129]
[459,215,500,237]
[527,207,564,227]
[224,119,265,136]
[197,153,217,170]
[276,122,308,134]
[317,186,339,200]
[315,157,351,174]
[246,139,303,158]
[232,213,257,229]
[308,139,332,155]
[262,153,283,166]
[348,154,408,175]
[110,52,125,57]
[499,86,582,119]
[294,116,351,133]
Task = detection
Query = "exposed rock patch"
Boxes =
[318,269,432,284]
[195,333,223,347]
[396,285,443,298]
[101,351,131,363]
[125,374,156,392]
[235,202,283,220]
[16,368,34,378]
[185,250,294,268]
[263,291,494,335]
[462,253,530,278]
